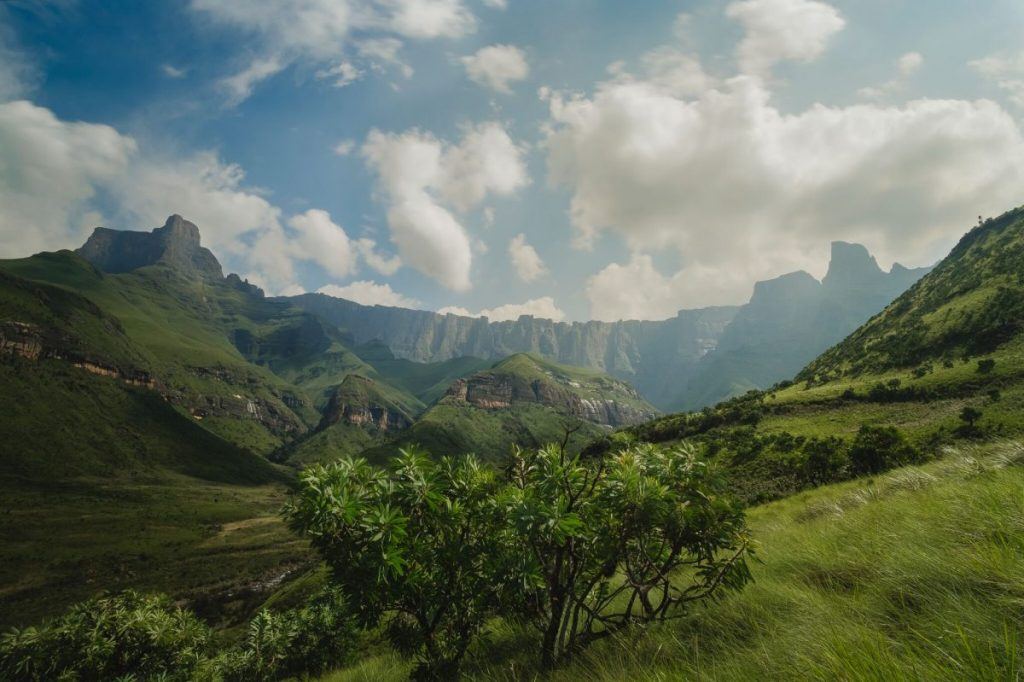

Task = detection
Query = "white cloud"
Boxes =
[316,60,363,87]
[726,0,845,75]
[318,280,421,307]
[0,100,137,256]
[361,122,528,290]
[357,37,413,78]
[162,64,187,79]
[970,51,1024,109]
[191,0,476,103]
[0,19,36,102]
[438,296,565,321]
[481,0,507,9]
[461,44,529,93]
[544,66,1024,308]
[585,254,753,321]
[858,51,923,100]
[287,209,357,278]
[355,237,402,275]
[508,233,546,282]
[333,139,357,155]
[220,56,285,105]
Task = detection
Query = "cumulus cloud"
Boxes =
[508,233,546,282]
[361,122,528,290]
[858,51,923,100]
[0,100,137,256]
[162,64,187,79]
[585,255,753,321]
[461,44,529,93]
[0,100,380,295]
[318,280,421,307]
[544,61,1024,309]
[726,0,845,75]
[191,0,475,103]
[355,237,402,275]
[316,60,363,88]
[970,51,1024,109]
[438,296,565,322]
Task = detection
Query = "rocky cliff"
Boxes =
[283,294,736,410]
[77,215,224,279]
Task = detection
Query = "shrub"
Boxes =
[218,586,358,681]
[284,449,508,680]
[0,591,211,681]
[799,437,848,485]
[500,442,752,670]
[977,358,996,374]
[848,425,921,476]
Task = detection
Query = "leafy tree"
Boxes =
[0,591,211,681]
[284,449,508,680]
[848,425,920,476]
[500,442,752,670]
[960,406,982,428]
[799,436,848,485]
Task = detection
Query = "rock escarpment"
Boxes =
[316,375,414,432]
[77,215,224,279]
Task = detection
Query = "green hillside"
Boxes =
[326,440,1024,681]
[364,353,658,463]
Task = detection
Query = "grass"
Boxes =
[320,440,1024,680]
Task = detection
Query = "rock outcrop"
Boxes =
[317,375,414,432]
[77,215,224,279]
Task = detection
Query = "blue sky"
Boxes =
[2,0,1024,321]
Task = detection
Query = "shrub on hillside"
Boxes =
[284,449,509,680]
[0,591,211,681]
[798,436,849,485]
[848,425,921,476]
[216,586,358,681]
[501,442,752,670]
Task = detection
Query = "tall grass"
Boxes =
[323,441,1024,680]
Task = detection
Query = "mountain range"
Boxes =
[284,241,929,410]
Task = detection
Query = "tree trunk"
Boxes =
[541,594,566,671]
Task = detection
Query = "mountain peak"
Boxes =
[76,215,223,279]
[823,241,884,288]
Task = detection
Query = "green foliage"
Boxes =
[977,358,996,374]
[797,436,849,485]
[501,442,752,670]
[217,587,358,681]
[285,450,508,679]
[0,591,212,681]
[848,425,922,476]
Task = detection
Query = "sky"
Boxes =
[2,0,1024,322]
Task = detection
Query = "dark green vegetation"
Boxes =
[0,587,359,681]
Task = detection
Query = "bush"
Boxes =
[0,591,211,681]
[977,358,996,374]
[218,586,358,681]
[848,426,921,476]
[285,450,509,679]
[501,442,752,670]
[799,437,848,485]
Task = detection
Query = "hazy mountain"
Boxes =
[283,242,929,410]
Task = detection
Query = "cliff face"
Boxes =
[77,215,224,279]
[283,294,736,409]
[317,375,414,432]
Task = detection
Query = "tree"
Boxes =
[800,436,848,485]
[284,450,508,680]
[848,425,920,476]
[499,442,752,670]
[960,406,982,428]
[977,358,996,374]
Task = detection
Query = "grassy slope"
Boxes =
[0,360,310,631]
[325,441,1024,681]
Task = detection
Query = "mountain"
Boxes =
[801,211,1024,381]
[283,242,927,411]
[77,214,224,279]
[282,293,737,410]
[677,242,930,408]
[363,353,659,463]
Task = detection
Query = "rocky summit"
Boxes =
[76,214,224,279]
